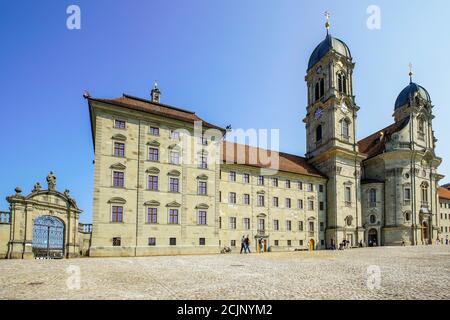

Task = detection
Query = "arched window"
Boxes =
[315,83,320,101]
[316,125,323,142]
[421,183,428,205]
[320,78,325,97]
[337,73,347,94]
[369,188,377,206]
[418,118,424,132]
[342,119,350,139]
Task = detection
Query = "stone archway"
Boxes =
[308,239,315,251]
[5,172,83,259]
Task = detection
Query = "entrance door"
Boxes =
[32,216,65,259]
[346,234,353,247]
[422,221,429,244]
[368,229,378,247]
[308,239,315,251]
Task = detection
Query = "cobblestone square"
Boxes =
[0,246,449,300]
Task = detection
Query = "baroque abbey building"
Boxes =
[79,23,450,257]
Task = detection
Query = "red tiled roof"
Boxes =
[221,141,325,178]
[88,94,225,132]
[357,117,410,159]
[438,187,450,200]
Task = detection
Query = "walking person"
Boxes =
[240,236,245,254]
[245,235,251,253]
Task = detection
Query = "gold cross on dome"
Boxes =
[324,11,331,33]
[409,63,414,83]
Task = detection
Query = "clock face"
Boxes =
[315,108,323,119]
[341,102,348,113]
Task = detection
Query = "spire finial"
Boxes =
[324,11,331,34]
[154,80,158,89]
[409,62,414,83]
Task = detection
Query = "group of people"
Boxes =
[240,235,251,254]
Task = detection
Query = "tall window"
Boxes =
[309,221,314,232]
[272,178,278,187]
[198,154,207,169]
[149,126,159,136]
[229,171,236,182]
[273,197,279,207]
[342,120,350,139]
[169,209,179,224]
[308,200,314,211]
[243,173,250,184]
[147,208,157,224]
[404,187,411,203]
[148,175,158,191]
[170,131,180,140]
[257,195,265,207]
[421,183,429,204]
[243,218,250,230]
[345,186,352,206]
[114,119,126,129]
[337,73,347,94]
[285,180,291,188]
[299,221,304,231]
[227,192,236,204]
[169,178,179,192]
[112,206,123,223]
[198,181,207,195]
[258,219,265,231]
[114,142,125,157]
[198,211,207,225]
[243,194,250,205]
[169,150,180,165]
[315,82,320,101]
[418,118,425,133]
[257,176,264,186]
[369,188,377,206]
[229,217,236,229]
[273,219,279,231]
[307,183,314,192]
[285,198,291,208]
[298,199,304,209]
[113,171,124,188]
[316,125,322,142]
[286,220,292,231]
[320,78,325,97]
[298,181,303,190]
[149,147,159,161]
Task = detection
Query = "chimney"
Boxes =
[151,82,161,103]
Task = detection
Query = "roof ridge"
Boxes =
[122,93,196,114]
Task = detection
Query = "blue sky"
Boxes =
[1,0,449,223]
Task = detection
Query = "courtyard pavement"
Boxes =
[0,246,449,300]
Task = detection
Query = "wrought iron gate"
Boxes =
[32,216,65,259]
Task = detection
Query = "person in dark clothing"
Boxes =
[244,235,251,253]
[240,236,245,254]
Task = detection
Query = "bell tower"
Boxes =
[304,13,366,248]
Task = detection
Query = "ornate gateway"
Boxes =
[32,216,65,259]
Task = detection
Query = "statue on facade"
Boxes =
[47,171,56,191]
[32,182,42,193]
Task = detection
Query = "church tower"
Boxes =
[304,14,366,247]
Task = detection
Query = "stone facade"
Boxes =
[438,187,450,244]
[83,25,449,257]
